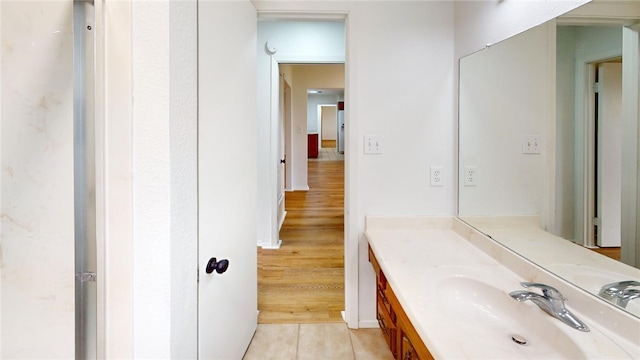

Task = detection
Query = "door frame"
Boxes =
[317,103,339,148]
[259,11,358,328]
[594,61,623,247]
[575,50,622,248]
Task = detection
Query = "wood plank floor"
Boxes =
[588,246,621,261]
[258,160,345,324]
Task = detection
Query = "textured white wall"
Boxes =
[132,1,172,356]
[168,1,198,358]
[1,1,75,357]
[131,0,198,358]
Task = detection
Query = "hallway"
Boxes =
[258,155,345,323]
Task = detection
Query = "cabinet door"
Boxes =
[400,334,420,360]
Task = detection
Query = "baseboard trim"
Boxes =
[278,211,287,231]
[261,239,282,250]
[358,319,379,329]
[292,185,310,191]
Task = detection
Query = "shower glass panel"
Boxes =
[73,0,96,359]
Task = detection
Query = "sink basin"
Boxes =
[420,266,634,359]
[546,263,640,317]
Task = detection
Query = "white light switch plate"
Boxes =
[364,135,383,154]
[523,135,541,154]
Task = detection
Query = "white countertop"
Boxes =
[365,216,640,359]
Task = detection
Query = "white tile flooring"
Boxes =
[243,323,394,360]
[309,147,345,161]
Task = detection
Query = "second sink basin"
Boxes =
[419,266,633,359]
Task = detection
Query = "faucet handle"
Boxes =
[520,282,567,301]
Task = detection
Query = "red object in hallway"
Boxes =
[308,133,318,158]
[338,101,344,110]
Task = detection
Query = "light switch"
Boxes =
[364,135,383,154]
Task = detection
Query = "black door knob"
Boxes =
[206,257,229,274]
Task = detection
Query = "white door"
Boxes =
[596,62,623,247]
[198,1,258,358]
[277,74,287,230]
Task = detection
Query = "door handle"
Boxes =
[206,257,229,274]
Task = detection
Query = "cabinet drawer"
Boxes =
[369,246,392,314]
[369,246,387,288]
[377,296,397,358]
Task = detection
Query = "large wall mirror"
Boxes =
[458,1,640,319]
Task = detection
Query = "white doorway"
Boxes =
[594,60,623,247]
[319,104,338,149]
[258,17,354,326]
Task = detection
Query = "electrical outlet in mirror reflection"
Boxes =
[464,166,477,186]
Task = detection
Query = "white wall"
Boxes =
[308,93,341,133]
[459,23,551,217]
[556,26,578,239]
[131,0,198,358]
[454,0,589,59]
[321,106,337,141]
[1,1,75,357]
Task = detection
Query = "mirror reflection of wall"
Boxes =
[457,8,640,318]
[458,22,551,220]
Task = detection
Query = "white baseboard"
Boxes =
[261,239,282,250]
[292,185,310,191]
[358,319,379,329]
[278,211,287,231]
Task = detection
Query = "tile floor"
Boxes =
[309,147,345,161]
[243,323,394,360]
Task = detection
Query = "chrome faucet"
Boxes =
[599,280,640,309]
[510,282,590,332]
[619,289,640,308]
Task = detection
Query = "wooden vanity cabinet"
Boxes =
[369,245,397,357]
[369,246,434,360]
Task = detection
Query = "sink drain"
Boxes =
[510,334,528,345]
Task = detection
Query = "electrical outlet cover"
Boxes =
[430,166,443,187]
[464,166,477,186]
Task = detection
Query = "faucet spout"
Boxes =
[618,289,640,308]
[599,281,640,309]
[509,282,589,332]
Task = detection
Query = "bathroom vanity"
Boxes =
[369,245,433,360]
[366,216,640,359]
